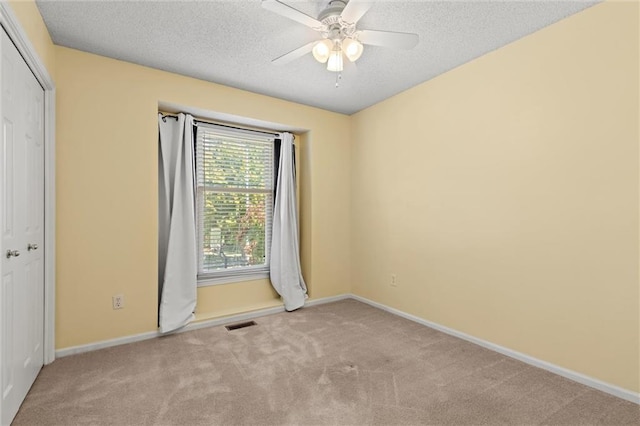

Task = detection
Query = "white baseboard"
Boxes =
[306,293,351,307]
[350,294,640,405]
[55,294,350,358]
[55,330,160,358]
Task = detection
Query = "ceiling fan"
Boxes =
[262,0,419,73]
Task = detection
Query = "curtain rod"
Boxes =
[194,119,280,138]
[159,112,178,122]
[159,112,281,137]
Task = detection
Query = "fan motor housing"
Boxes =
[318,0,347,24]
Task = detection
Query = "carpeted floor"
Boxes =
[13,299,639,425]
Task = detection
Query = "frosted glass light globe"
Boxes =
[342,38,363,62]
[327,50,344,72]
[312,40,332,63]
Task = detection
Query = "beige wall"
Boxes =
[54,46,351,349]
[351,1,639,393]
[7,0,55,80]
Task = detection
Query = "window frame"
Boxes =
[194,122,277,287]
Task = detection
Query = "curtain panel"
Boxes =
[158,113,197,333]
[270,132,308,311]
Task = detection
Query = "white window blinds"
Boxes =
[195,123,275,281]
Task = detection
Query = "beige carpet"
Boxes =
[13,299,639,425]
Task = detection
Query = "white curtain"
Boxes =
[158,113,197,333]
[270,132,308,311]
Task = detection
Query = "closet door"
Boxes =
[0,27,45,426]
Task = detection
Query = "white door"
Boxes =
[0,27,45,426]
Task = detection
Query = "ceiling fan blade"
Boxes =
[271,41,316,65]
[358,30,419,50]
[340,0,374,24]
[262,0,323,29]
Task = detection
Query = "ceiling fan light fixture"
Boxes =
[312,39,332,63]
[262,0,419,79]
[327,49,343,72]
[342,38,363,62]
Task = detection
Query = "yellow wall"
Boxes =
[54,46,351,348]
[351,1,639,393]
[7,0,55,80]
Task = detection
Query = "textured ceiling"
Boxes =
[36,0,597,115]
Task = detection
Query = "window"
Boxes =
[195,122,275,284]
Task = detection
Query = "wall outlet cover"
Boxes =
[112,294,124,310]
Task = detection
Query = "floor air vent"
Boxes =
[225,321,257,331]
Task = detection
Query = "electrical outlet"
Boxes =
[390,274,398,287]
[112,294,124,310]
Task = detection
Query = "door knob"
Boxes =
[6,250,20,258]
[27,243,38,251]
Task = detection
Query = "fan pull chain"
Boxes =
[335,72,342,88]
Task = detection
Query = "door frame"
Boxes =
[0,2,56,365]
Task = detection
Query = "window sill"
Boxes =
[197,271,270,287]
